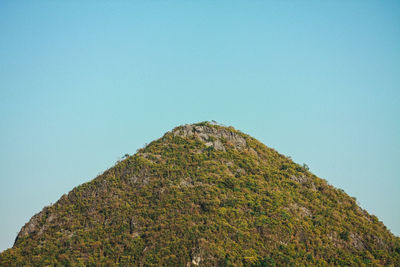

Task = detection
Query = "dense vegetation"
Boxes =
[1,122,399,266]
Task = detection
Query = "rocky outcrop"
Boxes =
[14,207,48,245]
[173,124,247,151]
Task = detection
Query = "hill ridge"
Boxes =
[1,122,399,266]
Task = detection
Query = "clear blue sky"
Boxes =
[0,1,399,252]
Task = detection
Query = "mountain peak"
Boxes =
[1,123,399,266]
[171,122,247,151]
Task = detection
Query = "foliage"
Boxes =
[1,122,399,266]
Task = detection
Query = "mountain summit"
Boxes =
[1,122,399,266]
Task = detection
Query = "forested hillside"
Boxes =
[1,122,399,266]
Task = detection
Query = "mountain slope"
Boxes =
[1,122,399,266]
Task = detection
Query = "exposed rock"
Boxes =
[213,139,225,151]
[290,175,308,184]
[173,123,247,151]
[299,206,312,218]
[192,255,201,266]
[180,177,195,187]
[248,147,258,157]
[328,231,341,245]
[374,235,386,250]
[225,161,234,167]
[350,232,365,250]
[290,203,312,218]
[173,124,194,138]
[190,246,203,266]
[124,168,150,186]
[235,167,246,177]
[15,207,49,245]
[127,175,138,184]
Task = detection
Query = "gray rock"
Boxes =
[174,123,247,151]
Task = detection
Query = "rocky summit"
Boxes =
[1,122,399,266]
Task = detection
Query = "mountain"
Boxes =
[1,122,399,266]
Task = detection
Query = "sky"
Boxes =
[0,0,399,252]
